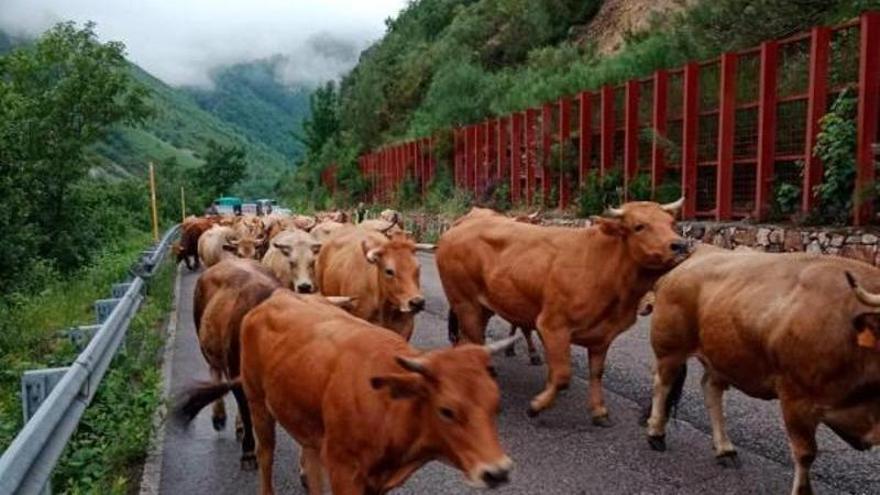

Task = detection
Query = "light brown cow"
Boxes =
[645,246,880,495]
[180,289,516,495]
[310,220,348,243]
[317,228,434,340]
[198,225,264,267]
[437,200,687,422]
[261,229,321,293]
[358,218,402,235]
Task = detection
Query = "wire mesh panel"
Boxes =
[778,38,810,98]
[638,80,654,171]
[698,115,719,163]
[732,162,757,212]
[666,70,685,170]
[734,108,759,160]
[829,24,860,89]
[699,62,721,110]
[696,166,717,212]
[775,99,808,156]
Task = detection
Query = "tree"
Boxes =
[0,21,152,283]
[196,140,248,199]
[295,81,340,162]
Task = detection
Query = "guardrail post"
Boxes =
[716,52,737,220]
[652,70,668,195]
[94,298,122,324]
[682,63,700,218]
[756,41,779,220]
[21,368,70,422]
[60,325,101,351]
[111,282,132,298]
[856,11,880,225]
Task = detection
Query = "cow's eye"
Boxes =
[384,268,395,277]
[634,224,646,233]
[439,407,455,421]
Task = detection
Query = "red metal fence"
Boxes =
[353,12,880,224]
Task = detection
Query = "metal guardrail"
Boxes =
[0,224,180,495]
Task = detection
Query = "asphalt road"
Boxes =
[157,254,879,494]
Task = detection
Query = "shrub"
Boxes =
[627,171,652,201]
[576,168,623,217]
[812,90,857,225]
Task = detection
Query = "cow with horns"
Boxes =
[645,246,880,495]
[437,199,688,423]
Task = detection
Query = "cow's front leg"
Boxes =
[701,370,739,467]
[528,315,570,417]
[780,397,819,495]
[587,344,611,426]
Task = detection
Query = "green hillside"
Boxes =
[183,58,310,159]
[87,64,298,196]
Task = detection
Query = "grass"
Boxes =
[0,230,177,494]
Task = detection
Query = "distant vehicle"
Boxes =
[274,207,292,216]
[255,199,276,216]
[213,197,242,216]
[242,203,257,215]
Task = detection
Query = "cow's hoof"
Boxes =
[637,404,652,427]
[648,434,667,452]
[212,416,226,431]
[716,451,741,469]
[526,406,541,418]
[240,454,257,471]
[592,414,612,428]
[235,425,244,442]
[300,474,309,490]
[505,347,516,357]
[529,355,542,366]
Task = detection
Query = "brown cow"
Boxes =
[645,247,880,495]
[437,200,687,423]
[176,217,217,270]
[180,289,516,495]
[190,259,281,468]
[317,228,434,340]
[186,259,352,469]
[310,220,348,243]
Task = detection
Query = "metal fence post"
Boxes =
[541,103,554,205]
[756,40,779,220]
[624,80,641,199]
[497,117,508,185]
[525,109,538,205]
[652,70,669,195]
[511,113,523,204]
[600,85,615,175]
[682,63,700,219]
[803,26,831,215]
[578,91,592,187]
[856,11,880,225]
[558,97,572,209]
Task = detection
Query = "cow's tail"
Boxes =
[447,309,460,344]
[639,362,688,425]
[174,378,242,426]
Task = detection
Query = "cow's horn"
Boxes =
[325,296,355,308]
[846,271,880,306]
[378,221,397,234]
[303,217,318,231]
[484,334,523,355]
[414,243,436,252]
[660,197,685,213]
[395,356,430,376]
[604,206,625,218]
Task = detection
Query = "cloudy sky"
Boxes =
[0,0,408,87]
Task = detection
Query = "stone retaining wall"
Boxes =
[403,213,880,266]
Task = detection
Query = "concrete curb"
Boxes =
[138,263,183,495]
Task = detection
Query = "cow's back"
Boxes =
[653,250,879,398]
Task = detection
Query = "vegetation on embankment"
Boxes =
[0,234,176,494]
[285,0,880,211]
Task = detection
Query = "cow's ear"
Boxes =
[370,373,427,399]
[591,217,628,237]
[361,240,384,264]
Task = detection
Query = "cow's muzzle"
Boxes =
[296,282,315,294]
[408,296,426,312]
[470,457,513,489]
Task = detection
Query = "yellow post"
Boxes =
[180,185,186,223]
[149,162,159,242]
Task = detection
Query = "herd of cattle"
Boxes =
[172,200,880,495]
